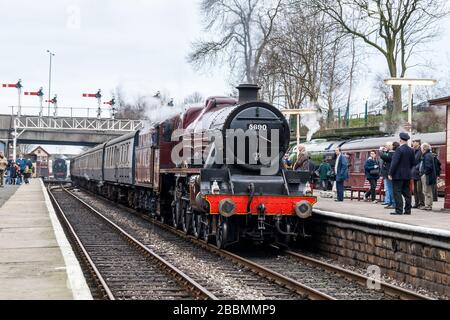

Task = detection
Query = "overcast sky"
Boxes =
[0,0,229,114]
[1,1,450,153]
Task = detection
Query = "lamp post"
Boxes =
[46,50,55,117]
[384,78,436,145]
[281,108,317,157]
[364,99,368,127]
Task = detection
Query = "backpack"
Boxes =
[434,156,441,176]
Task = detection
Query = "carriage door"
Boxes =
[114,145,120,182]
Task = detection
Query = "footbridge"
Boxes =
[0,111,147,159]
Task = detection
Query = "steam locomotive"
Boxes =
[53,158,68,180]
[71,84,316,247]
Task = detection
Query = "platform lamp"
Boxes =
[384,78,436,145]
[280,108,317,157]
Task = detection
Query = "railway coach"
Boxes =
[340,132,445,192]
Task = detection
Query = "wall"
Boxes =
[307,215,450,296]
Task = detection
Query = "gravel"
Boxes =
[71,189,301,300]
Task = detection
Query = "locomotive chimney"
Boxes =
[236,84,261,103]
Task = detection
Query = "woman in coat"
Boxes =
[419,143,437,211]
[364,150,380,203]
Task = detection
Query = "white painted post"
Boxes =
[12,126,17,162]
[17,86,22,117]
[39,95,43,117]
[97,97,101,119]
[408,84,413,147]
[296,113,300,158]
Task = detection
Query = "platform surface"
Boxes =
[314,191,450,232]
[0,179,91,300]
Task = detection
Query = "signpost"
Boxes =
[2,79,22,116]
[280,108,317,157]
[45,95,58,117]
[25,87,45,117]
[104,96,117,119]
[83,89,102,119]
[384,78,436,146]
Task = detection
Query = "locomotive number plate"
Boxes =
[248,124,267,130]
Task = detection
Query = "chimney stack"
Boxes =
[236,84,261,104]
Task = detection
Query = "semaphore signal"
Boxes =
[103,96,116,119]
[45,94,58,117]
[82,89,102,119]
[25,87,45,117]
[2,79,23,116]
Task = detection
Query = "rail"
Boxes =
[48,185,218,300]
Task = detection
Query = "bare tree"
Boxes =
[313,0,449,116]
[114,86,149,120]
[188,0,283,83]
[258,4,352,129]
[183,92,205,105]
[17,144,34,155]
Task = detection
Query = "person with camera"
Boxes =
[419,143,437,211]
[364,150,381,203]
[379,142,399,209]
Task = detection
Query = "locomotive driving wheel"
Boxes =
[181,205,191,234]
[171,200,179,228]
[192,212,202,238]
[201,215,210,243]
[216,216,228,249]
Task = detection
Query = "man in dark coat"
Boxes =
[388,133,415,215]
[334,147,349,202]
[419,143,437,211]
[411,139,424,208]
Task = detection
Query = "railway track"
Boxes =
[48,186,217,300]
[280,249,432,300]
[60,185,433,300]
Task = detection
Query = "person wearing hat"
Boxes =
[388,132,416,215]
[411,138,424,209]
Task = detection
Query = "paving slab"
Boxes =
[314,191,450,232]
[0,179,91,300]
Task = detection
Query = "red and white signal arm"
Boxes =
[82,93,97,98]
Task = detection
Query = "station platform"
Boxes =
[314,192,450,233]
[0,179,91,300]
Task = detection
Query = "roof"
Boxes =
[105,131,139,147]
[341,132,445,151]
[28,146,51,156]
[429,96,450,106]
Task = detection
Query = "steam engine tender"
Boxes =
[71,84,316,247]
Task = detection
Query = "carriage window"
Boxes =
[163,122,172,142]
[354,152,361,172]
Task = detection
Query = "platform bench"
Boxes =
[349,178,384,202]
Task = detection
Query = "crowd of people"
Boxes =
[0,152,34,187]
[284,132,442,215]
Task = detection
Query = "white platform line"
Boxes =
[40,179,93,300]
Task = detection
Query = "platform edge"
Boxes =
[40,179,93,300]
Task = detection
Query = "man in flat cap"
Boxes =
[388,132,416,215]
